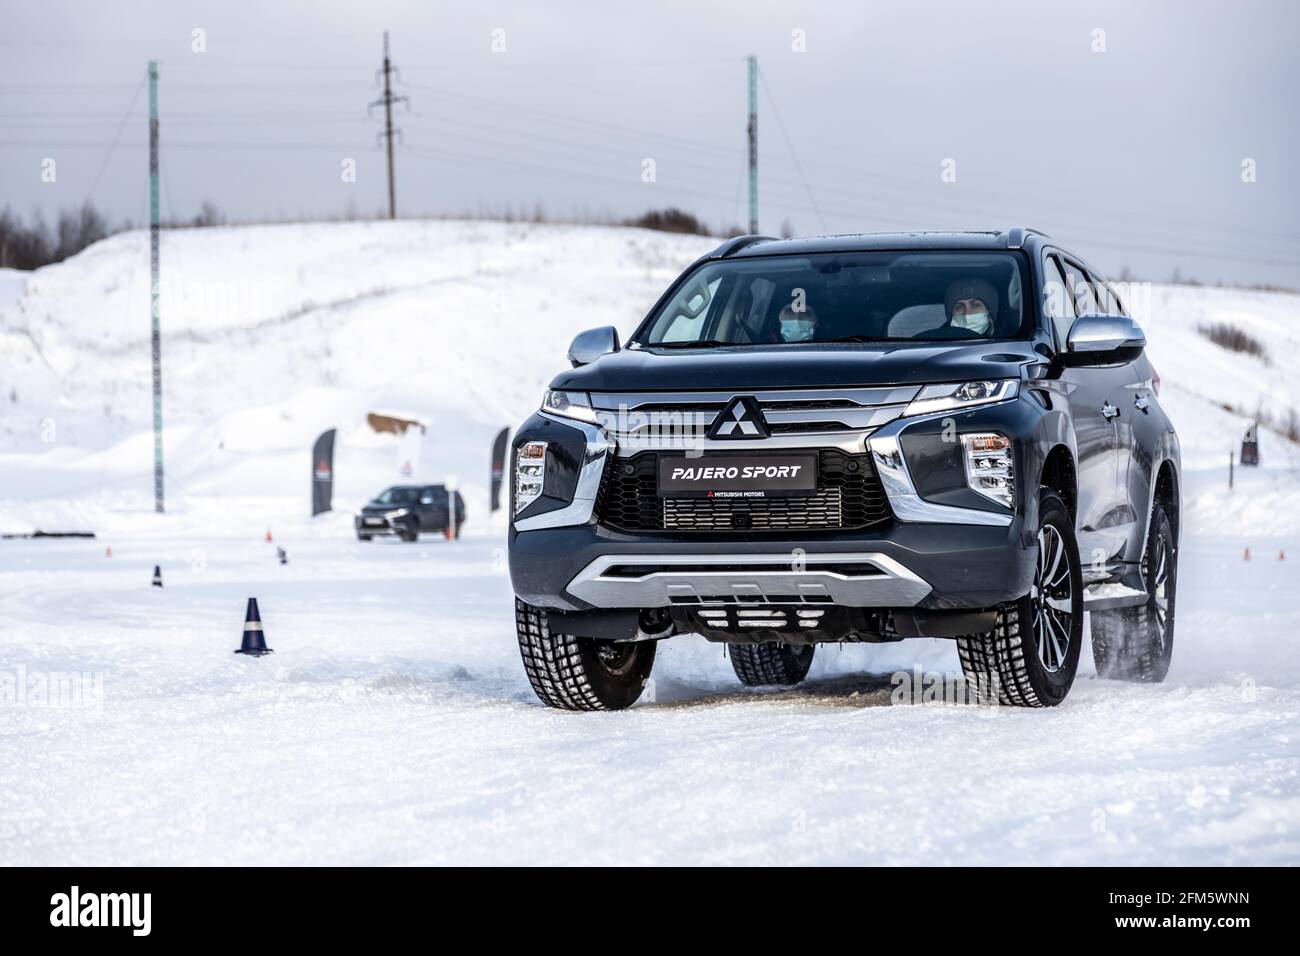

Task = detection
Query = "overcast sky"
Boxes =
[2,0,1297,286]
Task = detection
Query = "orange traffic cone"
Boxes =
[1244,547,1251,561]
[105,546,112,558]
[265,529,273,543]
[1279,550,1286,561]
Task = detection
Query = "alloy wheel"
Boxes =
[1030,523,1074,673]
[1147,534,1172,650]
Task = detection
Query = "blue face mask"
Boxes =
[781,318,816,342]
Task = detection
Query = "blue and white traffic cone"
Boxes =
[235,597,274,656]
[152,565,163,588]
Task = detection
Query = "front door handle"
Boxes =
[1101,401,1119,420]
[1134,393,1151,413]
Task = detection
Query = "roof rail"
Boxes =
[1002,227,1050,249]
[708,234,778,259]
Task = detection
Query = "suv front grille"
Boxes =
[664,489,843,530]
[597,450,891,533]
[589,386,918,445]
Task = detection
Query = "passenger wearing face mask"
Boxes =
[778,301,819,342]
[941,278,999,337]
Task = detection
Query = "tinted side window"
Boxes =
[1062,261,1099,316]
[1091,274,1127,316]
[1103,281,1128,317]
[1095,281,1115,315]
[1042,254,1075,348]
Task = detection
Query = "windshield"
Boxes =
[374,487,421,505]
[634,251,1030,347]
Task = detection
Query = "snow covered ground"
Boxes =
[2,222,1298,865]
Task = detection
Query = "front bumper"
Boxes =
[511,520,1033,612]
[509,396,1042,612]
[354,513,415,536]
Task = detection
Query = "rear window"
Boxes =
[634,251,1031,347]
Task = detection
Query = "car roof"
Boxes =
[711,228,1049,259]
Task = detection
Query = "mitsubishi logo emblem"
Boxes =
[707,395,769,439]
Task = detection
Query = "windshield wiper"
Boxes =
[652,339,736,349]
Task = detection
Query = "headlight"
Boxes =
[386,508,409,518]
[514,441,548,515]
[904,379,1018,417]
[961,433,1014,508]
[541,389,598,423]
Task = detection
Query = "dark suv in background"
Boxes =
[509,229,1180,710]
[356,485,465,541]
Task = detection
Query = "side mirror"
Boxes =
[567,326,620,367]
[1062,314,1146,365]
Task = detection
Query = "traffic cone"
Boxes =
[276,546,287,566]
[265,529,273,543]
[105,546,112,558]
[444,525,452,541]
[152,565,163,587]
[1244,547,1251,561]
[1279,550,1286,561]
[235,598,273,656]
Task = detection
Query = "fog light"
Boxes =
[514,441,548,515]
[961,433,1014,508]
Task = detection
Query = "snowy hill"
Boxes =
[1,220,1296,537]
[0,221,716,534]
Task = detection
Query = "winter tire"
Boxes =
[957,489,1083,707]
[1092,503,1176,682]
[729,642,815,687]
[515,598,656,711]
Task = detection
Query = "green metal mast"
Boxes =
[747,55,758,234]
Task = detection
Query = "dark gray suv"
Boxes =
[356,485,465,542]
[509,229,1180,710]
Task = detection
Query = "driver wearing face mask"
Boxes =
[778,301,819,343]
[943,278,999,336]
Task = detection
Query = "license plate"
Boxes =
[364,518,385,526]
[657,453,817,498]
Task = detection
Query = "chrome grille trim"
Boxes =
[589,386,921,409]
[588,386,920,453]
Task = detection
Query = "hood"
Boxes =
[551,340,1039,393]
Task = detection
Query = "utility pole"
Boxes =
[148,60,164,513]
[369,32,408,220]
[747,55,758,234]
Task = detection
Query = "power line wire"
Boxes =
[757,65,826,233]
[84,71,146,203]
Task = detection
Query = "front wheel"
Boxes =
[515,599,656,710]
[957,490,1083,707]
